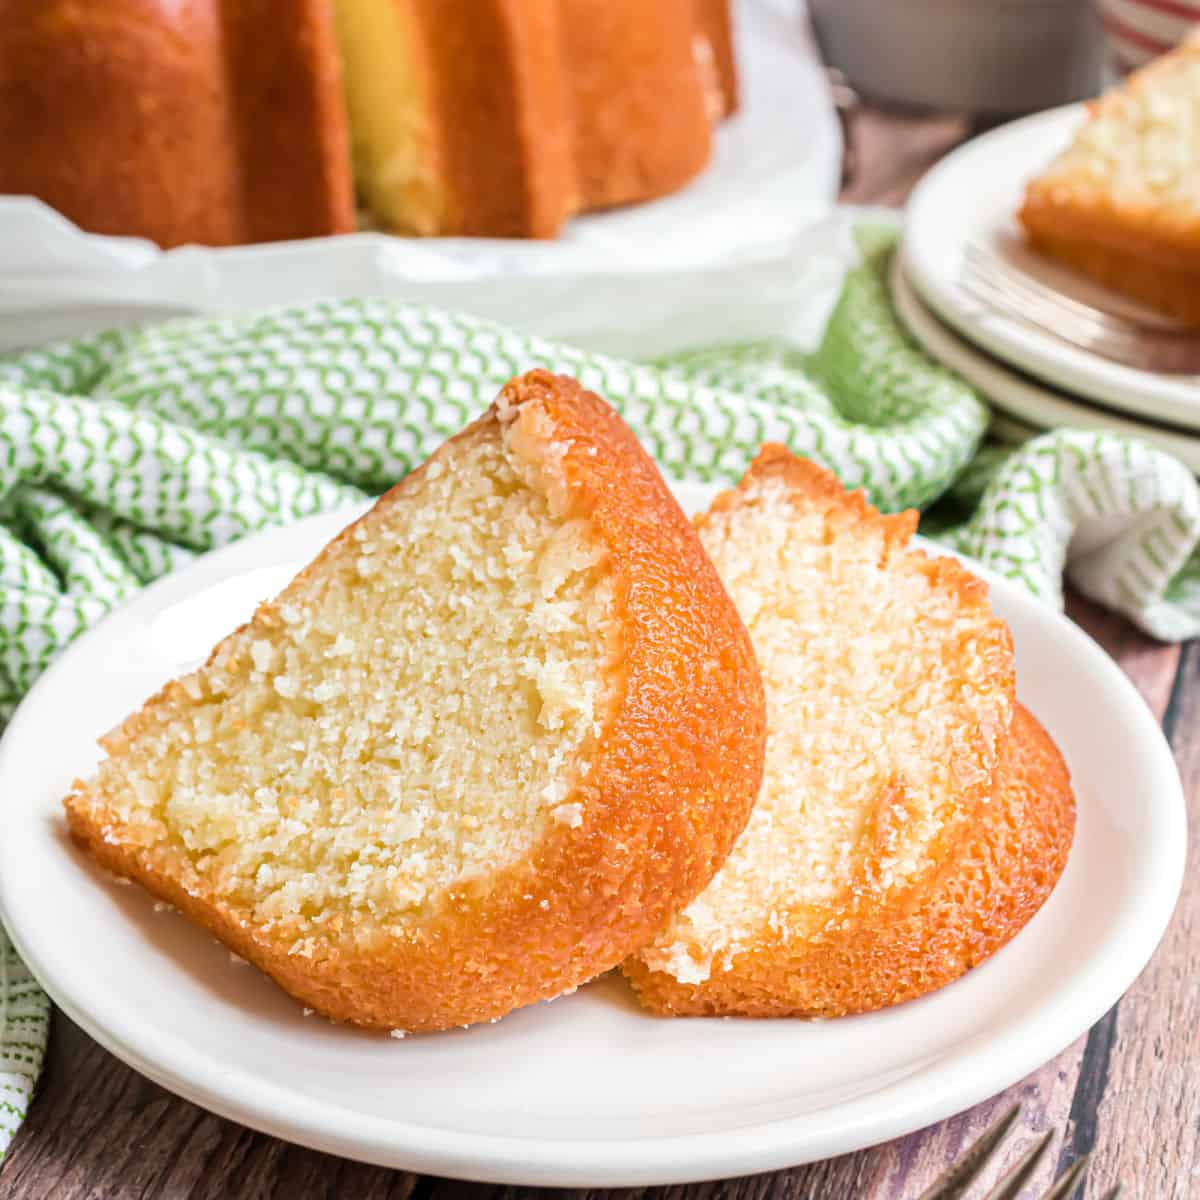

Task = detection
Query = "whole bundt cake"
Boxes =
[0,0,738,246]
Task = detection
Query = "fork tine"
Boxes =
[979,1129,1054,1200]
[914,1104,1022,1200]
[964,245,1144,340]
[965,243,1194,335]
[1038,1154,1091,1200]
[961,256,1117,343]
[963,245,1116,335]
[960,244,1200,372]
[959,255,1200,372]
[964,245,1109,328]
[960,261,1113,341]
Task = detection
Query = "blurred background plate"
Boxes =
[891,254,1200,473]
[903,106,1200,433]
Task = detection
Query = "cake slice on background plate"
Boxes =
[65,371,765,1033]
[626,448,1075,1017]
[1020,31,1200,326]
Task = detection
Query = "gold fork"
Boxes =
[958,243,1200,376]
[916,1103,1121,1200]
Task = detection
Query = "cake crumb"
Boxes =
[551,802,583,829]
[250,640,272,674]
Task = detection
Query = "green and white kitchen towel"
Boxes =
[1,223,1199,1153]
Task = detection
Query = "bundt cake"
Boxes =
[335,0,579,239]
[1020,31,1200,326]
[0,0,738,247]
[626,447,1075,1017]
[696,0,740,118]
[0,0,356,249]
[64,370,765,1032]
[559,0,717,211]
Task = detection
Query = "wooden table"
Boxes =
[3,108,1197,1200]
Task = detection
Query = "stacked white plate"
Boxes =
[899,105,1200,473]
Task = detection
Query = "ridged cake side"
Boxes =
[0,0,354,247]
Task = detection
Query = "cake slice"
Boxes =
[1020,32,1200,326]
[626,448,1074,1017]
[65,371,765,1032]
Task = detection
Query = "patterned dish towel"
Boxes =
[1,225,1198,1153]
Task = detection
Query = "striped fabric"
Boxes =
[1096,0,1199,69]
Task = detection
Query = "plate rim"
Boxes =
[889,250,1200,472]
[0,492,1186,1186]
[902,104,1200,431]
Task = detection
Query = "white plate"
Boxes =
[0,0,840,353]
[0,482,1185,1186]
[891,252,1200,474]
[903,106,1200,433]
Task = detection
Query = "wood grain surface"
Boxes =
[1,107,1195,1200]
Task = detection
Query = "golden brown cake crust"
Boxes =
[625,704,1074,1017]
[65,370,766,1032]
[405,0,579,238]
[560,0,714,210]
[1020,180,1200,271]
[0,0,353,248]
[0,0,242,247]
[694,0,739,116]
[219,0,355,243]
[0,0,728,244]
